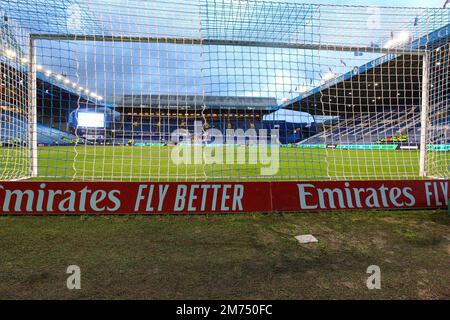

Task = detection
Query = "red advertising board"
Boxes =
[271,180,449,211]
[0,180,448,214]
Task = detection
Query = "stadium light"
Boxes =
[322,71,336,82]
[4,49,16,59]
[384,31,411,49]
[36,64,43,71]
[55,74,63,81]
[44,70,52,77]
[21,57,29,64]
[63,78,71,85]
[298,86,308,94]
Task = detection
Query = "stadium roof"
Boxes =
[279,22,450,116]
[413,21,450,50]
[288,55,423,116]
[36,72,115,109]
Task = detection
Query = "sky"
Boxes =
[4,0,450,104]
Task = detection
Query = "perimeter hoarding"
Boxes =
[0,180,448,214]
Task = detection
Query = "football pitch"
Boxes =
[0,146,449,299]
[0,145,429,181]
[0,211,449,299]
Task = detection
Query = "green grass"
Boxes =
[0,211,448,299]
[1,145,434,180]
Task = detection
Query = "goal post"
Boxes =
[419,52,430,178]
[27,36,38,178]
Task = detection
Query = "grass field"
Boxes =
[1,145,437,180]
[0,211,448,299]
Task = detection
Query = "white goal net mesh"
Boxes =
[0,0,448,181]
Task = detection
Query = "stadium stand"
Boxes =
[301,107,421,145]
[1,113,79,146]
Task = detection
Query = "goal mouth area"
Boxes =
[0,179,448,214]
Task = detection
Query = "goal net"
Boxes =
[0,0,448,182]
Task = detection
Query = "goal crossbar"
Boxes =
[29,34,425,55]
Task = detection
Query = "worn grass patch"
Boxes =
[0,211,449,299]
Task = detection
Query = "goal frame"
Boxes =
[27,33,429,179]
